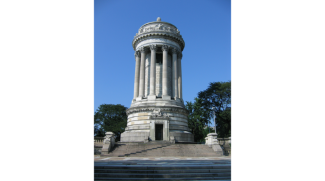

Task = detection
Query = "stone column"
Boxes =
[178,52,183,99]
[162,45,170,100]
[138,47,146,99]
[172,48,178,99]
[148,44,157,100]
[133,51,141,100]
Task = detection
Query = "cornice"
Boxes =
[133,33,185,51]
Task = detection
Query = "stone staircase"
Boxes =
[94,159,231,180]
[102,141,222,157]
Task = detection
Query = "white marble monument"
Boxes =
[120,17,194,143]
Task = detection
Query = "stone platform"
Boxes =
[101,141,223,157]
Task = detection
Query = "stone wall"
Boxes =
[120,131,150,142]
[121,106,194,143]
[94,146,102,155]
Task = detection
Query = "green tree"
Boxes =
[185,97,210,142]
[203,126,215,137]
[94,104,128,141]
[93,115,105,137]
[198,81,231,138]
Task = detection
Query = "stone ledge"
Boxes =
[126,106,189,116]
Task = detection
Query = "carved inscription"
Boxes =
[126,107,189,116]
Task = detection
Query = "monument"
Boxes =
[120,17,194,143]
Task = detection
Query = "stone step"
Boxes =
[95,173,227,178]
[95,168,231,173]
[104,143,224,157]
[94,157,231,180]
[95,165,231,170]
[94,177,231,180]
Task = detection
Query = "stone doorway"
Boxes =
[155,124,163,140]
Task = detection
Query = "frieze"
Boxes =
[152,120,168,123]
[126,107,189,116]
[138,23,180,35]
[150,108,172,119]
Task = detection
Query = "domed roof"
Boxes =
[132,17,185,51]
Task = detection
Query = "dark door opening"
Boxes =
[155,124,163,140]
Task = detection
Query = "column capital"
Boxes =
[134,51,141,58]
[140,46,147,53]
[171,47,179,54]
[161,45,170,52]
[177,52,183,59]
[149,44,157,51]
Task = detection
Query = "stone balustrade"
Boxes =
[217,137,231,156]
[205,134,231,156]
[100,132,116,156]
[94,137,105,141]
[170,136,175,144]
[94,137,104,146]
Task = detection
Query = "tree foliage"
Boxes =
[185,98,210,142]
[198,81,231,138]
[94,104,128,141]
[93,115,105,137]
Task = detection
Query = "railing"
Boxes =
[217,138,231,156]
[217,138,231,145]
[94,137,105,146]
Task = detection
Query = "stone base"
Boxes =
[162,95,171,100]
[120,131,150,142]
[147,95,156,101]
[136,97,143,101]
[212,144,224,156]
[169,132,194,142]
[206,133,218,146]
[174,97,182,102]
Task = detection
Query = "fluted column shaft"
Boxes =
[149,45,156,96]
[178,53,183,99]
[133,51,141,99]
[172,48,178,99]
[162,45,169,96]
[139,47,146,97]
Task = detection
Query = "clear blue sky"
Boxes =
[95,0,231,112]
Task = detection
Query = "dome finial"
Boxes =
[157,17,161,22]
